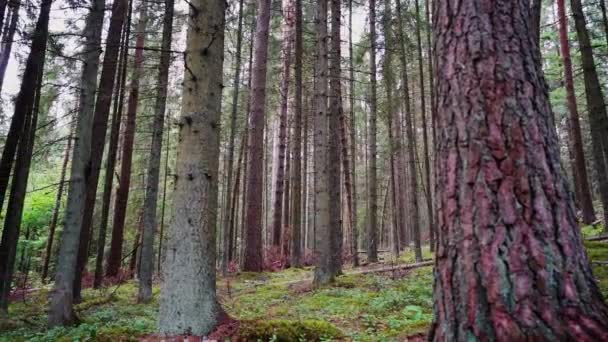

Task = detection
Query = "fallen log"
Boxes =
[349,260,434,276]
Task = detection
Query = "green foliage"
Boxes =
[585,241,608,298]
[581,224,605,238]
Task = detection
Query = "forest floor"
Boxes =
[1,238,607,342]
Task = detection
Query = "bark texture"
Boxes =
[430,0,608,340]
[158,0,225,334]
[243,0,271,272]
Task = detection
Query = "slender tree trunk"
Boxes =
[348,0,358,266]
[366,0,379,263]
[42,125,73,282]
[396,0,420,256]
[570,0,608,229]
[271,0,295,247]
[412,0,427,262]
[556,0,596,225]
[0,68,42,316]
[105,3,148,278]
[158,0,226,334]
[49,0,124,326]
[600,0,608,48]
[93,0,132,288]
[382,0,400,258]
[282,130,292,260]
[220,0,244,275]
[138,0,173,302]
[157,115,171,273]
[0,0,20,94]
[0,0,51,215]
[290,0,303,267]
[229,135,246,263]
[312,0,332,285]
[243,0,272,272]
[430,0,608,339]
[530,0,542,50]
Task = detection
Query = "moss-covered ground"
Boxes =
[1,243,607,341]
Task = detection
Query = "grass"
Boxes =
[1,242,607,341]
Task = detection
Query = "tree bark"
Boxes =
[555,0,596,225]
[105,0,148,278]
[138,0,173,302]
[312,0,332,286]
[412,0,427,262]
[530,0,542,51]
[600,0,608,49]
[158,0,225,334]
[290,0,303,267]
[41,125,73,282]
[243,0,271,272]
[348,0,358,266]
[570,0,608,230]
[49,0,124,326]
[366,0,379,263]
[271,0,295,248]
[93,0,132,288]
[429,0,608,339]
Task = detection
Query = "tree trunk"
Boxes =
[138,0,173,302]
[530,0,542,51]
[0,0,20,94]
[105,3,148,278]
[600,0,608,48]
[412,0,427,262]
[555,0,596,225]
[570,0,608,229]
[396,0,420,256]
[49,0,123,326]
[243,0,271,272]
[41,125,73,282]
[429,0,608,339]
[271,0,295,248]
[93,0,132,288]
[382,0,400,258]
[157,115,171,273]
[366,0,379,263]
[312,0,337,286]
[0,0,51,215]
[290,0,303,267]
[0,68,41,315]
[348,0,358,266]
[158,0,225,334]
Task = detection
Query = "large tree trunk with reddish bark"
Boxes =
[430,0,608,339]
[106,2,148,278]
[243,0,271,272]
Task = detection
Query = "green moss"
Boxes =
[238,319,343,341]
[582,224,605,238]
[398,246,433,264]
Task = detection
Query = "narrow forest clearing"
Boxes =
[2,242,607,341]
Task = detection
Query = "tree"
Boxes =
[243,0,272,272]
[220,0,244,275]
[430,0,608,339]
[106,1,148,278]
[49,0,125,326]
[290,0,303,267]
[570,0,608,230]
[555,0,596,225]
[348,0,359,267]
[366,0,379,263]
[0,0,52,316]
[158,0,226,334]
[138,0,174,302]
[0,0,20,94]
